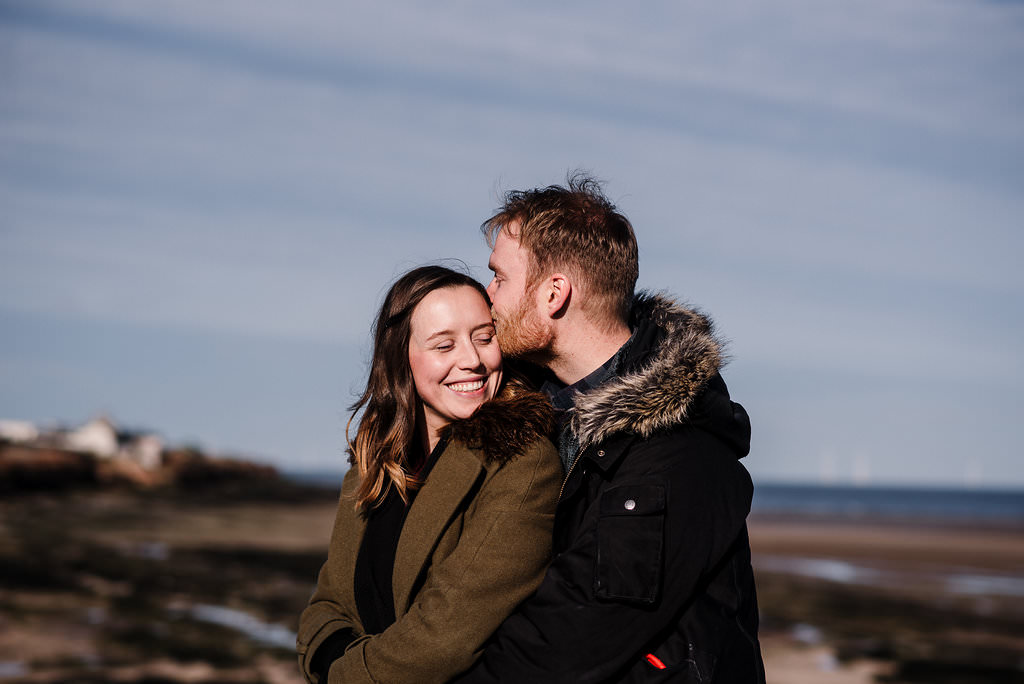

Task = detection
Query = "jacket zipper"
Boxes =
[558,449,583,501]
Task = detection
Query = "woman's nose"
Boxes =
[456,343,482,369]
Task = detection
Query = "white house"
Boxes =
[0,417,39,444]
[0,419,39,443]
[118,432,164,470]
[64,417,119,458]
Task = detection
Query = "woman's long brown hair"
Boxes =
[347,265,490,513]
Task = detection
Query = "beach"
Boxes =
[1,486,1022,683]
[749,515,1024,683]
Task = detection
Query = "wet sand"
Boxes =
[749,514,1024,683]
[2,490,1022,683]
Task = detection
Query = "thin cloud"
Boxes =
[2,0,1022,484]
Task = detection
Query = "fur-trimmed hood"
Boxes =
[570,292,743,452]
[441,378,554,465]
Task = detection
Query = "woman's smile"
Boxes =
[446,378,487,393]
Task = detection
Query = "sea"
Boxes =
[286,470,1024,524]
[750,482,1024,522]
[750,483,1024,598]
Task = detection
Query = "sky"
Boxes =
[1,0,1021,487]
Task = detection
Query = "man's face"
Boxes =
[485,226,553,359]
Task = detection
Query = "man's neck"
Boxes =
[547,321,632,385]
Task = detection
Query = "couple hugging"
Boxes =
[297,175,765,683]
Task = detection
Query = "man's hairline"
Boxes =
[491,218,593,301]
[487,217,629,329]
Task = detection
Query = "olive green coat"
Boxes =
[297,389,560,684]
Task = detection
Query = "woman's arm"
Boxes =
[328,438,561,684]
[297,469,366,683]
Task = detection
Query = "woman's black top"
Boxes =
[310,436,449,681]
[353,435,447,634]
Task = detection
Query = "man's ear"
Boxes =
[544,273,572,318]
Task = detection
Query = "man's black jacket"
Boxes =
[457,293,765,683]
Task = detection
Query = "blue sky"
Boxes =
[1,0,1021,486]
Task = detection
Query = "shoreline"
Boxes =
[749,514,1024,573]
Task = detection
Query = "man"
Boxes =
[457,174,765,683]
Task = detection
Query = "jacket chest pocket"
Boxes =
[594,484,666,604]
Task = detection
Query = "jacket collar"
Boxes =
[569,292,725,450]
[393,441,483,614]
[393,379,554,613]
[440,376,555,465]
[334,448,486,621]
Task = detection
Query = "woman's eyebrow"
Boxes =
[424,323,493,342]
[423,329,454,342]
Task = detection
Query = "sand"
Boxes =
[2,490,1022,683]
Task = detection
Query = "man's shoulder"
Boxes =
[622,425,751,483]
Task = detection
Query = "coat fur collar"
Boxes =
[570,292,725,450]
[441,378,554,465]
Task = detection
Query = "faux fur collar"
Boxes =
[570,292,725,450]
[441,378,554,465]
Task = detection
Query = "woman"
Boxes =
[297,266,561,683]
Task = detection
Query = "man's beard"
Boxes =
[494,295,553,362]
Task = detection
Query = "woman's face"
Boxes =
[408,285,503,449]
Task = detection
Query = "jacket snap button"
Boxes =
[597,450,605,458]
[624,499,636,511]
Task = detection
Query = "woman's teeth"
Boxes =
[448,380,485,393]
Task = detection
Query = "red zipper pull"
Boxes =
[645,653,667,670]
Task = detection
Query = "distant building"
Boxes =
[64,416,119,458]
[0,420,39,443]
[63,416,164,470]
[118,431,164,470]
